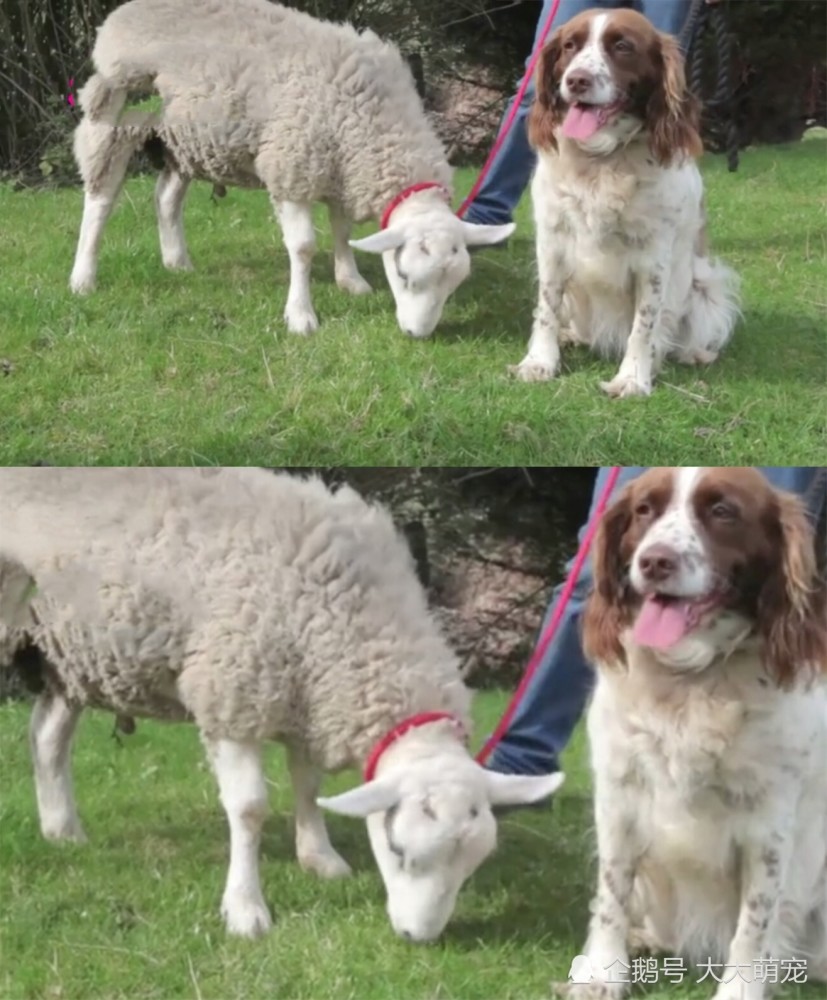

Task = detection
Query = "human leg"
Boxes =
[486,467,647,775]
[638,0,692,40]
[757,468,826,524]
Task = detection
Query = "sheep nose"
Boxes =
[638,543,679,582]
[566,69,594,96]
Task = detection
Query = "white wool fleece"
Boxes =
[0,468,470,767]
[85,0,453,219]
[70,0,515,338]
[1,468,565,944]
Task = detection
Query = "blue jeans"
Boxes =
[463,0,693,226]
[488,468,827,775]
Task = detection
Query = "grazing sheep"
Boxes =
[69,0,513,338]
[0,468,561,942]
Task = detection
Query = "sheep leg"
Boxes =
[155,167,193,271]
[69,120,136,294]
[30,691,86,843]
[327,203,371,296]
[286,745,352,879]
[206,737,274,938]
[273,199,319,334]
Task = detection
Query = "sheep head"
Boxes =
[318,751,563,942]
[349,201,514,339]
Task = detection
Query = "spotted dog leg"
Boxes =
[600,253,669,398]
[510,232,572,382]
[711,827,794,1000]
[553,787,641,1000]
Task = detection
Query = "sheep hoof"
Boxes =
[162,255,194,272]
[284,305,319,335]
[42,819,87,843]
[69,271,96,295]
[298,849,352,879]
[336,274,372,296]
[221,892,273,938]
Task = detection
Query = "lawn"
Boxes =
[0,692,823,1000]
[1,140,825,466]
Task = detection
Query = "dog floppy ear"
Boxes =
[528,32,566,152]
[646,32,703,165]
[581,486,635,668]
[758,490,827,688]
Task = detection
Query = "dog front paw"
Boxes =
[599,374,651,398]
[509,358,559,382]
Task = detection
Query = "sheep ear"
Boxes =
[317,777,401,818]
[484,769,565,807]
[349,228,407,254]
[461,221,515,247]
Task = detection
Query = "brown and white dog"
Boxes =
[513,9,740,397]
[560,468,827,1000]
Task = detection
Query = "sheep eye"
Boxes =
[469,806,479,819]
[393,246,409,289]
[384,805,405,864]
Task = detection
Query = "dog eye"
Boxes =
[615,38,634,53]
[711,501,737,521]
[563,39,577,52]
[634,501,652,518]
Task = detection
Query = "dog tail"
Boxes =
[683,256,742,360]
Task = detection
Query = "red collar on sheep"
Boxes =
[380,182,451,230]
[363,712,467,782]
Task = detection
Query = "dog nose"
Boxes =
[566,69,594,96]
[638,543,679,582]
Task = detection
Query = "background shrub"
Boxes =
[1,1,824,182]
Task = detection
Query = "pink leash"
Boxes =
[475,466,623,765]
[456,0,563,220]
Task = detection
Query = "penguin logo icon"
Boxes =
[568,955,594,984]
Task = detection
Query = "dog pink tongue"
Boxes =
[633,596,692,650]
[562,105,602,141]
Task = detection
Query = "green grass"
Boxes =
[0,692,823,1000]
[1,142,825,465]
